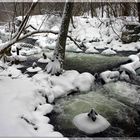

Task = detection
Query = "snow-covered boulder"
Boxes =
[38,58,50,64]
[27,67,42,73]
[73,113,110,134]
[73,72,95,92]
[100,70,120,84]
[76,48,83,53]
[128,54,139,62]
[101,48,117,55]
[120,61,140,76]
[27,62,42,73]
[85,47,99,54]
[120,71,130,82]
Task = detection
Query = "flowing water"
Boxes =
[46,81,140,137]
[19,51,140,137]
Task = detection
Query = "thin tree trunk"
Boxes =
[137,3,140,22]
[53,1,74,68]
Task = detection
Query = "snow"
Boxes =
[120,59,140,76]
[1,14,140,137]
[33,70,94,103]
[27,67,42,73]
[0,72,62,137]
[48,26,59,40]
[100,70,120,83]
[36,104,53,115]
[1,15,140,55]
[120,71,131,82]
[86,47,99,54]
[45,59,61,75]
[38,58,50,63]
[73,72,95,92]
[101,48,117,55]
[73,113,110,134]
[128,54,140,62]
[0,65,22,78]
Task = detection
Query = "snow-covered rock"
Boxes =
[120,71,131,82]
[104,81,140,110]
[33,70,94,103]
[101,48,117,55]
[100,70,120,83]
[73,113,110,134]
[120,61,140,76]
[27,67,42,73]
[73,72,95,92]
[128,54,139,62]
[85,47,99,54]
[38,58,50,63]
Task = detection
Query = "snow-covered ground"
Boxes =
[0,62,95,136]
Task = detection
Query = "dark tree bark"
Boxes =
[53,1,74,67]
[122,3,130,16]
[137,3,140,22]
[45,0,74,75]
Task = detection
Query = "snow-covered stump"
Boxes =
[27,62,42,73]
[38,53,50,64]
[73,110,110,134]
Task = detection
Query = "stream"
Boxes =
[19,51,140,137]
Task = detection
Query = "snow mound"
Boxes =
[0,66,22,77]
[101,48,117,55]
[86,47,99,54]
[120,61,140,76]
[73,72,95,92]
[37,104,53,115]
[33,71,94,103]
[128,55,139,62]
[38,58,50,63]
[120,71,130,82]
[73,113,110,134]
[27,67,42,73]
[100,70,120,83]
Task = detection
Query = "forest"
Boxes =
[0,0,140,138]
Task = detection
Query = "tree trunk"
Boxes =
[137,3,140,22]
[122,3,130,16]
[53,1,74,68]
